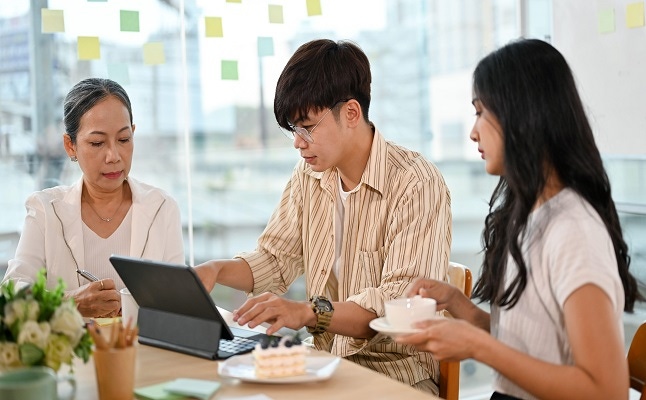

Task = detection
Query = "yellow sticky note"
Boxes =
[42,9,65,33]
[205,17,223,37]
[226,0,242,2]
[77,36,100,60]
[598,9,615,33]
[268,5,284,24]
[221,60,239,80]
[143,42,165,65]
[626,2,645,28]
[306,0,322,16]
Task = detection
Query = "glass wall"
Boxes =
[8,1,645,398]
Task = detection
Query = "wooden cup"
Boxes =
[93,346,136,400]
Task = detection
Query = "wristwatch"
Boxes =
[307,295,334,335]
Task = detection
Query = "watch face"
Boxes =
[315,297,333,312]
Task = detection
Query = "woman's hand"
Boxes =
[68,279,121,317]
[407,278,462,313]
[396,317,489,362]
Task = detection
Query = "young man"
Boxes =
[195,39,451,394]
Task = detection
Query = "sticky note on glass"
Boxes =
[120,10,140,32]
[598,9,615,33]
[144,42,165,65]
[268,5,284,24]
[626,2,645,28]
[78,36,100,60]
[41,9,65,33]
[221,60,238,80]
[257,36,274,57]
[306,0,322,16]
[205,17,223,37]
[107,64,130,85]
[226,0,242,3]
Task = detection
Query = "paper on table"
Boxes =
[164,378,221,400]
[134,382,184,400]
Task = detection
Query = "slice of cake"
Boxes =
[253,335,308,378]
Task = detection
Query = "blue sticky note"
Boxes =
[258,37,274,57]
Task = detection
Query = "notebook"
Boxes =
[109,255,270,360]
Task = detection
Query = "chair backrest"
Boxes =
[439,262,473,400]
[629,322,646,400]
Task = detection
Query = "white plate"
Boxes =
[369,317,422,337]
[218,354,341,384]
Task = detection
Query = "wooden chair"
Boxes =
[629,322,646,400]
[439,262,473,400]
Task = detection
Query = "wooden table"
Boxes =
[72,309,439,399]
[72,344,438,399]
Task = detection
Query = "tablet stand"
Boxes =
[137,308,223,359]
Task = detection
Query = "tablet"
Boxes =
[109,255,268,359]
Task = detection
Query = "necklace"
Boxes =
[85,196,124,222]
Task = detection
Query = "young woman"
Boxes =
[396,38,640,400]
[3,78,185,317]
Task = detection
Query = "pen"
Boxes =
[77,269,99,282]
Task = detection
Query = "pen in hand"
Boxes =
[77,269,100,283]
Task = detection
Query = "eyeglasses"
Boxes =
[280,100,349,143]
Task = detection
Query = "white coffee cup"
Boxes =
[384,297,437,330]
[120,287,139,326]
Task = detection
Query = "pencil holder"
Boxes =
[93,346,137,400]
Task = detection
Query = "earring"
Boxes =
[70,156,77,162]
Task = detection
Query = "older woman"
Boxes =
[3,78,185,317]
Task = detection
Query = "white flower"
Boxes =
[0,342,20,370]
[49,301,85,347]
[17,321,51,349]
[45,334,73,372]
[4,299,40,325]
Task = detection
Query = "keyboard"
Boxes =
[218,336,258,355]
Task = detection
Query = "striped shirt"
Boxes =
[237,129,452,388]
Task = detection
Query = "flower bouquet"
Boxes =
[0,270,93,372]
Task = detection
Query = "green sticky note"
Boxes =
[134,382,184,400]
[257,36,274,57]
[205,17,223,37]
[221,60,238,80]
[598,9,615,33]
[226,0,242,3]
[306,0,322,16]
[164,379,221,400]
[143,42,165,65]
[107,63,130,85]
[77,36,100,60]
[41,9,65,33]
[626,2,645,28]
[120,10,140,32]
[268,5,284,24]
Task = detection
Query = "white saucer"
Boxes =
[218,354,340,384]
[369,317,422,337]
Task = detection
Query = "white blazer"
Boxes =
[3,177,185,290]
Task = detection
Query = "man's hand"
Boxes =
[232,293,315,336]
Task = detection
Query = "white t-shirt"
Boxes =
[491,188,625,399]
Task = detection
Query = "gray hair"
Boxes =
[63,78,133,143]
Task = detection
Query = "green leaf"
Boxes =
[19,343,45,366]
[74,332,94,363]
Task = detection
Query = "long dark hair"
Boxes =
[470,38,639,311]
